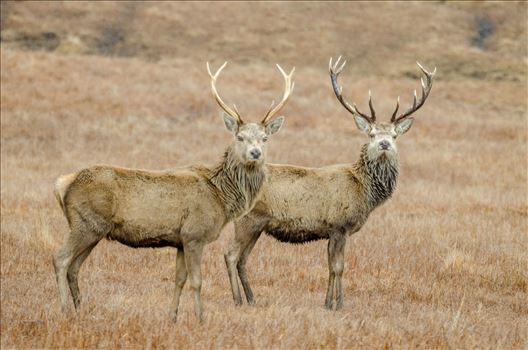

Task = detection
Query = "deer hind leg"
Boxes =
[237,230,262,305]
[54,204,109,313]
[53,239,76,313]
[225,218,264,306]
[225,237,245,306]
[226,217,266,306]
[183,240,204,322]
[170,248,187,322]
[53,228,101,313]
[67,241,98,309]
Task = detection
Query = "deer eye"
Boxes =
[263,136,269,142]
[236,135,244,142]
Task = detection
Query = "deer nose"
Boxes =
[379,140,390,150]
[250,149,262,160]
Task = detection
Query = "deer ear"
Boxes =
[353,114,371,134]
[395,117,414,135]
[222,112,240,133]
[265,116,284,135]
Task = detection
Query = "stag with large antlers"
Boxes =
[53,62,294,321]
[225,57,435,310]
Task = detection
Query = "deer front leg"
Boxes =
[184,241,205,322]
[170,248,187,322]
[332,233,346,310]
[325,232,346,310]
[325,237,336,310]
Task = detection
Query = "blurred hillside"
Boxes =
[1,1,526,81]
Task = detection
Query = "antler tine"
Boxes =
[329,56,347,75]
[417,61,437,76]
[329,56,374,122]
[368,90,376,122]
[262,64,295,124]
[328,56,336,73]
[394,62,436,123]
[390,96,400,122]
[206,61,227,80]
[206,61,244,124]
[233,104,242,117]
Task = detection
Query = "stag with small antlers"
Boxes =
[225,57,435,310]
[53,62,294,321]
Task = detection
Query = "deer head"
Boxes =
[329,56,435,161]
[207,62,295,165]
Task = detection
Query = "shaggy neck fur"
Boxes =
[354,144,400,209]
[209,145,266,220]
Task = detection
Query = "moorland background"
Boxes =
[1,2,527,348]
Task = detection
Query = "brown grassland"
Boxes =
[1,2,527,349]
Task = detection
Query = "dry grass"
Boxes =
[1,2,527,349]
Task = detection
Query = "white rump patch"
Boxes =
[54,173,77,205]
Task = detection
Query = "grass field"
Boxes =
[1,2,527,348]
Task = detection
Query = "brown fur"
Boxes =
[225,59,434,310]
[53,143,268,322]
[53,61,291,321]
[225,141,399,309]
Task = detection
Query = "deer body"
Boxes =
[57,157,262,250]
[53,62,294,321]
[225,57,434,310]
[226,145,399,309]
[255,148,398,243]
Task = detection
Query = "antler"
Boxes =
[391,62,436,123]
[206,61,244,124]
[329,56,376,123]
[261,64,295,125]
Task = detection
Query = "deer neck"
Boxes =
[209,145,266,220]
[354,144,400,209]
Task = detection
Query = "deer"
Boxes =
[52,61,295,322]
[224,57,435,310]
